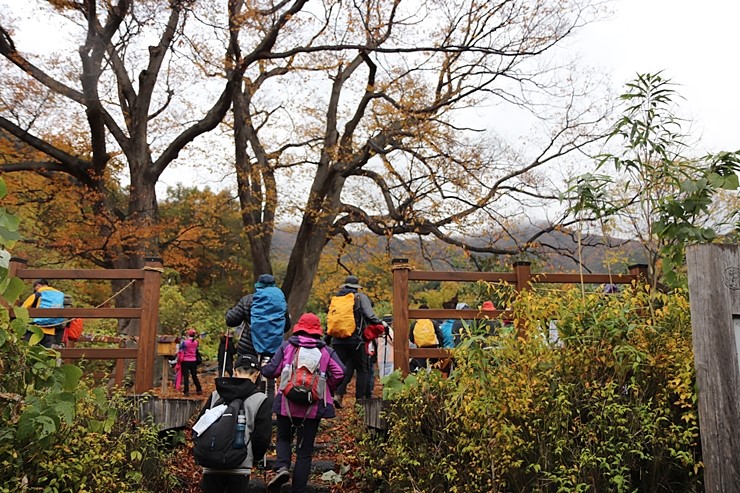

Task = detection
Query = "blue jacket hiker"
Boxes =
[194,354,273,493]
[225,273,291,399]
[261,313,346,493]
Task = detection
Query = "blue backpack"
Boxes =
[34,289,66,326]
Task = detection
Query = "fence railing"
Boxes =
[391,258,648,375]
[9,257,163,393]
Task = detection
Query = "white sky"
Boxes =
[160,0,740,192]
[3,0,738,192]
[574,0,740,152]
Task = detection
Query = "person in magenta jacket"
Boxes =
[261,313,345,493]
[179,328,202,396]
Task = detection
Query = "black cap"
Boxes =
[234,353,259,370]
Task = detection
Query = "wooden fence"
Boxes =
[391,258,648,375]
[9,257,163,393]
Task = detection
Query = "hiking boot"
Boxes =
[334,394,343,409]
[267,467,290,492]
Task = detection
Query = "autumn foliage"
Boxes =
[369,284,701,492]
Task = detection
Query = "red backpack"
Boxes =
[280,347,328,405]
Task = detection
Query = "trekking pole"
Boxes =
[221,329,230,377]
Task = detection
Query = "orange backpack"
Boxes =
[65,318,84,341]
[326,293,357,338]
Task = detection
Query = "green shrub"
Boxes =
[371,284,701,492]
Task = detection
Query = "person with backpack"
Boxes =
[261,313,345,493]
[179,328,203,396]
[226,274,291,399]
[409,304,444,370]
[193,353,272,493]
[225,292,257,358]
[21,279,69,348]
[325,275,384,408]
[438,299,456,349]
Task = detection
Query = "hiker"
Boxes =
[217,329,237,377]
[452,302,473,346]
[326,275,384,408]
[438,299,456,349]
[179,328,202,396]
[194,353,272,493]
[261,313,346,493]
[409,304,445,370]
[225,274,291,399]
[361,320,387,399]
[21,279,69,348]
[376,315,394,379]
[478,300,500,336]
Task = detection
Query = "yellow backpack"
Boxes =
[327,293,357,338]
[413,319,438,347]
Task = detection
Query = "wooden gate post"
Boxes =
[513,261,531,293]
[686,244,740,492]
[392,258,410,376]
[135,258,163,394]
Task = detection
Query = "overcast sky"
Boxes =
[576,0,739,152]
[3,0,738,192]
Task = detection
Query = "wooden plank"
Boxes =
[392,259,411,376]
[409,308,509,320]
[686,244,740,493]
[408,271,517,283]
[59,348,138,359]
[409,348,452,358]
[15,268,145,280]
[24,308,142,319]
[133,396,204,430]
[530,273,636,284]
[361,397,388,430]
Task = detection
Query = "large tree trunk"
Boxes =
[113,169,158,336]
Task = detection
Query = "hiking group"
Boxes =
[194,274,388,493]
[22,279,83,348]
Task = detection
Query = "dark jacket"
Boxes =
[326,286,382,346]
[226,292,291,356]
[225,294,254,328]
[198,377,272,474]
[261,335,345,419]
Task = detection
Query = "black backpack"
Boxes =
[192,398,249,469]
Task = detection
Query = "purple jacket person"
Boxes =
[261,313,345,493]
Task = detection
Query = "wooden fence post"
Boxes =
[9,257,26,278]
[135,258,163,394]
[628,263,648,283]
[686,244,740,492]
[392,258,410,376]
[514,261,531,293]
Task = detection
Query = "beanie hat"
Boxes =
[257,274,275,285]
[293,313,323,337]
[343,275,361,289]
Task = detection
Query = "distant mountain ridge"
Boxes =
[269,224,647,274]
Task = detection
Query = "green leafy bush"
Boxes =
[369,284,700,492]
[0,177,175,492]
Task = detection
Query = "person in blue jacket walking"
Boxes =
[249,274,290,399]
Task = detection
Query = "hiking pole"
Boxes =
[221,329,230,377]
